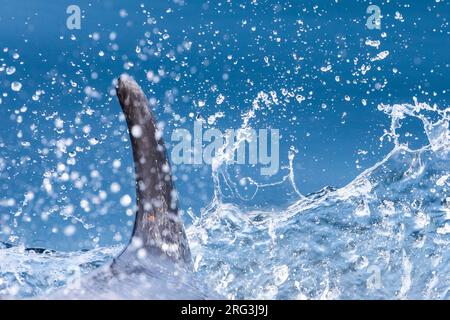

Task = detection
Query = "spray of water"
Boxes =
[0,99,448,299]
[186,99,449,299]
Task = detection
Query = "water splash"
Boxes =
[186,100,449,299]
[0,244,122,298]
[0,100,449,299]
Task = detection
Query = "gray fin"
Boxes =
[115,74,191,264]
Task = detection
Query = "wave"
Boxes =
[187,100,449,299]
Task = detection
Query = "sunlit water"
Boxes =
[0,100,448,299]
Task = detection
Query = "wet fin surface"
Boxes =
[116,74,191,265]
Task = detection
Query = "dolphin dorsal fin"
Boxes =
[116,74,191,264]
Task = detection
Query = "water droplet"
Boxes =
[296,95,305,103]
[64,225,76,237]
[11,81,22,92]
[131,125,143,138]
[273,265,289,285]
[320,64,332,72]
[216,94,225,105]
[6,66,16,75]
[120,194,132,206]
[119,9,128,18]
[88,138,99,146]
[110,182,121,193]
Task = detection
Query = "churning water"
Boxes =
[0,100,448,299]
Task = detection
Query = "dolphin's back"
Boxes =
[53,251,209,299]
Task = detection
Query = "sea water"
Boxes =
[0,100,448,299]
